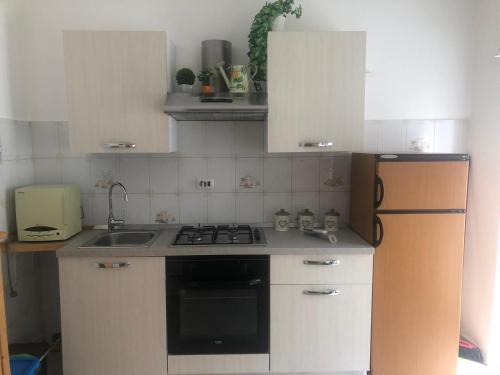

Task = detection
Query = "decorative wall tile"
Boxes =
[179,158,208,192]
[207,193,236,223]
[205,123,235,156]
[178,122,206,156]
[319,192,350,228]
[236,158,263,192]
[117,157,150,194]
[236,193,263,223]
[61,157,91,193]
[90,156,118,193]
[378,120,406,152]
[150,158,178,194]
[80,194,94,226]
[292,157,319,192]
[263,193,291,223]
[208,158,235,192]
[93,193,124,224]
[25,119,469,226]
[234,122,264,156]
[263,157,291,193]
[405,120,435,152]
[123,194,151,225]
[31,122,60,158]
[150,194,179,224]
[179,193,207,224]
[319,155,350,192]
[291,192,320,220]
[33,158,62,185]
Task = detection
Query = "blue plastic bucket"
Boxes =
[9,354,40,375]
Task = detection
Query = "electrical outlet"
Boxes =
[197,179,215,190]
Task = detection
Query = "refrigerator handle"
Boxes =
[375,175,385,208]
[374,215,384,247]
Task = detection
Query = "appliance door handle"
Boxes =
[303,259,340,266]
[303,289,340,296]
[298,141,334,148]
[184,279,265,288]
[96,262,130,269]
[103,143,136,149]
[374,215,384,247]
[375,175,385,208]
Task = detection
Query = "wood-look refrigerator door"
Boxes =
[371,213,465,375]
[377,161,469,210]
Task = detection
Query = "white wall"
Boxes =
[2,0,472,121]
[461,0,500,365]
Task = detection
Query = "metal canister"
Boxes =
[201,40,232,93]
[297,209,315,231]
[325,209,340,232]
[274,208,290,231]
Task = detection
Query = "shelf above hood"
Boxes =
[164,93,268,121]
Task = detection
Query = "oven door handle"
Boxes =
[183,279,265,288]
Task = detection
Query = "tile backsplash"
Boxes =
[28,119,467,227]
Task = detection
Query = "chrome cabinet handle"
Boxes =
[103,143,136,149]
[96,262,130,269]
[303,259,340,266]
[299,141,334,148]
[303,289,340,296]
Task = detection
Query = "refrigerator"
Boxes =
[350,153,470,375]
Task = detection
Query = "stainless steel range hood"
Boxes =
[164,93,268,121]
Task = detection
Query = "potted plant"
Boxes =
[247,0,302,92]
[197,70,215,95]
[176,68,196,94]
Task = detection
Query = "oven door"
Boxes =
[166,256,270,355]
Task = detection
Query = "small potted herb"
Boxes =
[247,0,302,91]
[197,70,215,95]
[176,68,196,94]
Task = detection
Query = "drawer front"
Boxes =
[271,254,372,285]
[270,284,371,372]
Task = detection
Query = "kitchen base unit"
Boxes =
[59,257,167,375]
[270,255,372,374]
[58,229,374,375]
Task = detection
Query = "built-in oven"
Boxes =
[166,255,270,355]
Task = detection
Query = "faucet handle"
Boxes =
[110,218,125,224]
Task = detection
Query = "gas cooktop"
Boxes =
[171,225,267,246]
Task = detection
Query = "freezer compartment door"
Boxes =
[376,161,469,211]
[371,213,465,375]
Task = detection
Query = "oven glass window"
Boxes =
[180,289,258,337]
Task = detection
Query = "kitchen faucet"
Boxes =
[108,181,128,232]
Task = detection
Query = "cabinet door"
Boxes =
[377,161,469,210]
[371,214,465,375]
[270,284,371,373]
[63,31,176,153]
[59,257,166,375]
[267,31,366,153]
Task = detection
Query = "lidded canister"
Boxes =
[274,208,290,231]
[324,208,340,233]
[297,208,315,231]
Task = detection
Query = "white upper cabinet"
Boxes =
[267,31,366,153]
[63,30,177,153]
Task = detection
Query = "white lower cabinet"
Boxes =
[270,255,372,374]
[59,257,167,375]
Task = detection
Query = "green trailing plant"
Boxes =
[176,68,196,85]
[247,0,302,91]
[197,70,214,85]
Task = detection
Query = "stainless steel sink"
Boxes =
[80,230,160,248]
